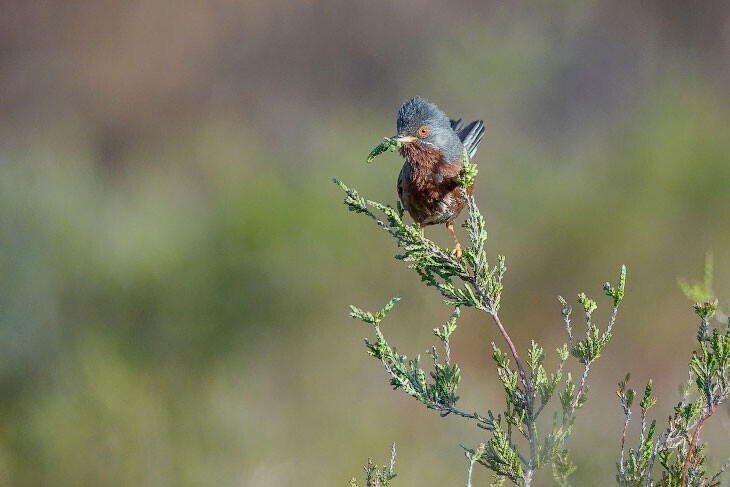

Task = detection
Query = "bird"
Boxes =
[393,97,485,259]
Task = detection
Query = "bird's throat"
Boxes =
[399,142,442,170]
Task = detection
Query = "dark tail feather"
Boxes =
[450,118,464,134]
[457,120,485,159]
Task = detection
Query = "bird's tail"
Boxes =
[450,119,485,160]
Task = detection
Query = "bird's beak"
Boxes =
[394,135,417,144]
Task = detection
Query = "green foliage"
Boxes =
[338,166,626,485]
[333,178,505,312]
[679,254,728,324]
[616,376,657,486]
[367,138,403,164]
[350,300,491,427]
[616,299,730,486]
[480,420,525,482]
[604,265,628,307]
[457,147,479,188]
[552,448,577,487]
[350,444,397,487]
[678,253,715,304]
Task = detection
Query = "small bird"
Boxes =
[393,97,485,258]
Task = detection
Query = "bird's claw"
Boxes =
[451,243,463,259]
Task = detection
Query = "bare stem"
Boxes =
[437,404,492,426]
[681,402,718,486]
[571,363,591,411]
[490,311,529,395]
[489,310,536,473]
[524,468,534,487]
[606,303,619,337]
[639,409,647,454]
[619,409,632,480]
[465,457,476,487]
[563,312,574,348]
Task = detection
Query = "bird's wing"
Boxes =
[456,120,485,160]
[397,162,408,209]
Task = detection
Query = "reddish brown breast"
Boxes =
[398,142,471,225]
[400,142,442,168]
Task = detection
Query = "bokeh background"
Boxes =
[2,1,730,485]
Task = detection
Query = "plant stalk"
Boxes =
[490,310,536,480]
[681,402,718,486]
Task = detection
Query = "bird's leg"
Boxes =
[419,224,434,246]
[446,223,463,259]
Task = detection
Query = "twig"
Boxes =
[490,311,529,394]
[466,455,477,487]
[489,310,535,478]
[571,363,591,411]
[682,402,718,486]
[619,408,631,479]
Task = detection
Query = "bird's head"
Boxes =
[394,97,463,162]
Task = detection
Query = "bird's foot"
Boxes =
[450,243,463,259]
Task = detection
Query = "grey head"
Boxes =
[395,97,464,162]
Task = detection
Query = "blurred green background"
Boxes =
[2,1,730,485]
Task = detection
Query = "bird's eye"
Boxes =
[417,125,430,138]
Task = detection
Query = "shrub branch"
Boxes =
[337,169,625,485]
